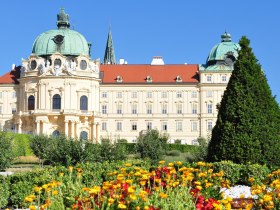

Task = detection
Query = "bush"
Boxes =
[0,176,9,208]
[166,150,181,157]
[135,129,168,164]
[174,139,181,144]
[166,144,200,154]
[117,139,128,143]
[0,132,16,171]
[13,133,33,156]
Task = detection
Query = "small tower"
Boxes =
[103,28,116,64]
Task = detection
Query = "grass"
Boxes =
[12,156,40,164]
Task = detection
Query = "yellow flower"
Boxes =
[197,161,206,167]
[176,161,182,165]
[118,203,127,209]
[125,163,132,167]
[168,163,174,167]
[89,186,101,194]
[248,177,255,183]
[263,194,273,202]
[129,194,137,200]
[136,206,141,210]
[29,206,36,210]
[52,190,58,195]
[159,160,165,165]
[128,186,135,194]
[159,192,168,198]
[196,185,202,190]
[68,166,73,172]
[24,196,34,203]
[34,186,42,193]
[59,172,64,177]
[108,198,114,205]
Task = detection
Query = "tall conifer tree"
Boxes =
[207,36,280,166]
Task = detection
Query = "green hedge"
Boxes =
[0,176,9,208]
[13,133,33,156]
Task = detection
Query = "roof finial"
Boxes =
[103,26,117,64]
[221,31,231,42]
[57,8,70,29]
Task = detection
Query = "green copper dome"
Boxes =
[206,32,240,64]
[32,8,90,56]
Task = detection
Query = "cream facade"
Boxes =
[0,9,239,144]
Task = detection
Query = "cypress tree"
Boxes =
[207,36,280,166]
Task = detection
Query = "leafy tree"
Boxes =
[0,132,15,171]
[207,36,280,166]
[135,129,168,164]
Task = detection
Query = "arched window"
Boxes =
[80,95,88,111]
[52,94,61,109]
[28,95,35,110]
[52,130,60,137]
[80,131,88,140]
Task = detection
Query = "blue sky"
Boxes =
[0,0,279,103]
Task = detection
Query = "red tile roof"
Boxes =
[0,66,20,84]
[100,64,199,84]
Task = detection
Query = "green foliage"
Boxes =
[0,132,16,171]
[166,150,181,157]
[99,138,127,162]
[135,129,167,164]
[166,144,200,153]
[207,36,280,166]
[117,138,128,143]
[174,139,182,144]
[0,176,9,208]
[13,133,33,156]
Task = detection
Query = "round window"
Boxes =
[80,60,87,70]
[54,59,62,67]
[31,60,37,70]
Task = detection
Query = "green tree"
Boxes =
[135,129,168,164]
[0,132,15,171]
[207,36,280,166]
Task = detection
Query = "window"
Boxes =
[192,103,198,114]
[207,103,213,114]
[80,60,87,70]
[176,121,183,131]
[191,121,198,131]
[162,104,167,114]
[116,122,122,131]
[147,122,152,130]
[207,121,213,131]
[52,94,61,109]
[54,59,62,68]
[12,108,16,114]
[117,104,122,114]
[206,75,212,82]
[31,60,37,70]
[101,122,107,131]
[80,95,88,111]
[131,122,137,131]
[102,92,107,98]
[161,92,167,98]
[132,104,137,114]
[206,91,213,98]
[162,122,168,131]
[146,76,152,83]
[28,95,35,110]
[116,92,122,98]
[147,104,152,114]
[116,76,123,83]
[131,92,137,98]
[12,92,16,98]
[176,91,182,98]
[52,130,60,137]
[191,91,197,98]
[177,103,183,114]
[146,92,152,98]
[222,75,227,82]
[192,139,199,145]
[80,131,88,140]
[102,105,107,114]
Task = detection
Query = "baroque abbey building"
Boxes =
[0,9,240,144]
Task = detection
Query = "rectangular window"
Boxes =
[101,122,107,131]
[161,92,167,98]
[116,92,122,98]
[102,105,107,114]
[132,104,137,114]
[191,91,197,98]
[206,91,213,98]
[192,139,199,145]
[147,104,152,114]
[131,92,137,98]
[147,122,152,130]
[192,103,197,114]
[116,122,122,131]
[12,107,16,114]
[162,122,168,131]
[176,91,182,98]
[207,121,213,131]
[206,75,212,82]
[191,121,198,131]
[207,104,213,114]
[176,121,183,131]
[222,75,227,82]
[146,92,152,98]
[102,92,107,98]
[162,104,167,114]
[12,92,16,98]
[177,103,183,114]
[117,104,122,114]
[131,122,137,131]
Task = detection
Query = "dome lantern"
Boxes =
[56,8,70,29]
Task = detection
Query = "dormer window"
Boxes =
[146,76,152,83]
[116,75,123,83]
[176,75,182,83]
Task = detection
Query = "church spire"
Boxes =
[103,27,116,64]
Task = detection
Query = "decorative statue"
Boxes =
[54,65,61,76]
[38,60,46,74]
[20,63,28,77]
[70,60,76,71]
[89,62,99,73]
